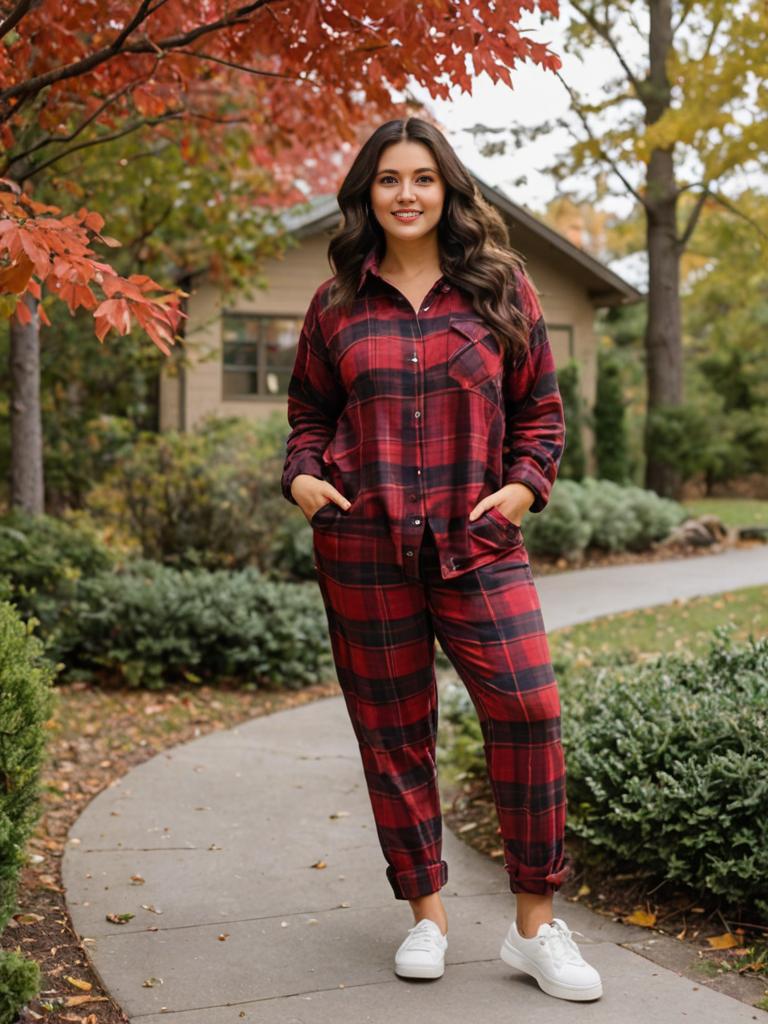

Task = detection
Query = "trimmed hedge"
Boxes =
[522,477,687,558]
[55,560,334,690]
[440,627,768,917]
[0,601,59,1023]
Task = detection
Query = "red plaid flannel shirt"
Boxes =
[281,245,566,579]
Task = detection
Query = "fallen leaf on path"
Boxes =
[106,912,135,924]
[707,932,739,949]
[64,976,92,991]
[625,909,657,927]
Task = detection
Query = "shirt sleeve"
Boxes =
[280,289,347,505]
[501,270,566,513]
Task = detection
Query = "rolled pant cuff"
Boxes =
[386,860,449,900]
[506,860,572,895]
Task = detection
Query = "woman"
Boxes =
[280,116,603,1002]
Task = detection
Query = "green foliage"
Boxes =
[0,949,40,1024]
[594,349,630,483]
[441,627,768,916]
[56,559,333,690]
[522,477,686,558]
[562,627,768,915]
[0,602,58,1020]
[557,360,587,480]
[522,480,592,558]
[83,413,297,572]
[0,508,114,649]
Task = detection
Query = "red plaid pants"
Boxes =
[311,513,571,900]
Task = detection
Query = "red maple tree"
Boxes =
[0,0,561,511]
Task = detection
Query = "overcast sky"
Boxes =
[409,6,645,218]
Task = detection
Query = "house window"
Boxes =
[222,313,303,399]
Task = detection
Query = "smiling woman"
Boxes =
[280,115,603,1001]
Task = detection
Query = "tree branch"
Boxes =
[174,47,304,81]
[570,1,642,98]
[676,185,710,249]
[18,110,185,180]
[672,0,696,36]
[709,191,768,242]
[4,69,158,172]
[555,71,649,210]
[0,0,291,118]
[0,0,35,40]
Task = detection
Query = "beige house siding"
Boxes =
[159,211,633,476]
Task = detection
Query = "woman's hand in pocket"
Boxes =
[468,482,535,527]
[290,473,351,523]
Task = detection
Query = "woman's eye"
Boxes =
[379,175,434,184]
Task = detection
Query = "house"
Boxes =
[159,176,642,472]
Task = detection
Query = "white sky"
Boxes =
[409,6,644,217]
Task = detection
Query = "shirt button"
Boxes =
[410,353,419,362]
[414,410,421,419]
[422,304,430,311]
[405,548,414,557]
[414,517,422,525]
[409,493,418,501]
[441,284,450,293]
[416,467,422,475]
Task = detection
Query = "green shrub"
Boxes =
[0,508,114,648]
[619,484,688,550]
[522,479,591,558]
[522,478,686,560]
[562,626,768,915]
[0,951,40,1024]
[0,601,58,1022]
[56,560,334,690]
[594,349,630,483]
[83,413,296,573]
[557,360,587,480]
[441,627,768,916]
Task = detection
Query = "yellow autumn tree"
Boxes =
[536,1,768,497]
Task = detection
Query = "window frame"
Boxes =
[221,310,302,401]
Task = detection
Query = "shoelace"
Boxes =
[536,919,587,967]
[402,919,445,954]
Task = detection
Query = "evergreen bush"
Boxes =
[0,602,58,1022]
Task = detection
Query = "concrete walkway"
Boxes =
[62,545,768,1023]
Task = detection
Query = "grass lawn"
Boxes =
[680,497,768,528]
[547,583,767,666]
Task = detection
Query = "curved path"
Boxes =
[62,545,768,1023]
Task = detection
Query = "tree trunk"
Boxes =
[642,0,684,499]
[9,292,45,514]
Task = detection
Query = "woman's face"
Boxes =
[369,140,446,244]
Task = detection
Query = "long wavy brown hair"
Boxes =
[327,116,533,363]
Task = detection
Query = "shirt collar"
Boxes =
[356,244,379,294]
[356,242,450,297]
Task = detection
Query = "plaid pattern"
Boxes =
[313,518,570,899]
[281,247,570,899]
[281,245,566,581]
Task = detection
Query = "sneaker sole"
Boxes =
[394,960,445,979]
[500,938,603,1001]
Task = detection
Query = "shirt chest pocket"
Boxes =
[447,317,504,392]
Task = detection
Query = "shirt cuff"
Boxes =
[281,452,325,505]
[502,459,551,513]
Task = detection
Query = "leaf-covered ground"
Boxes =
[3,678,339,1024]
[4,532,767,1021]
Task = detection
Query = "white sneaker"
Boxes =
[500,917,603,1001]
[394,918,448,979]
